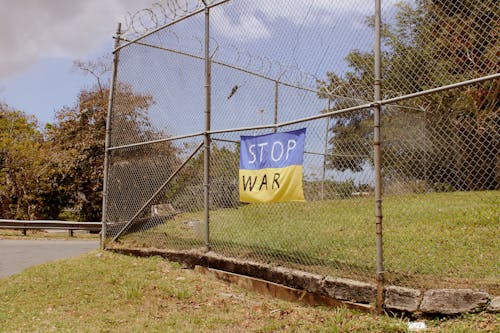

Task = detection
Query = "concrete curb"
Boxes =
[108,247,498,316]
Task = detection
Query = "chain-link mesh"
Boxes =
[104,0,499,297]
[206,115,376,281]
[381,0,498,96]
[377,0,499,294]
[382,82,499,293]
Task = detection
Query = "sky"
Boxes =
[0,0,153,125]
[0,0,398,127]
[0,0,401,188]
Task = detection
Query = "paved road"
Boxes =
[0,239,99,278]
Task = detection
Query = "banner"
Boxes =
[239,128,306,203]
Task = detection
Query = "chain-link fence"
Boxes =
[103,0,499,308]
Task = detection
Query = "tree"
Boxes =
[0,105,67,219]
[45,59,181,222]
[1,57,180,222]
[0,106,39,218]
[319,0,499,191]
[46,80,172,221]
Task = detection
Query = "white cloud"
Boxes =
[0,0,152,79]
[211,10,271,41]
[249,0,401,21]
[211,0,401,42]
[0,0,403,77]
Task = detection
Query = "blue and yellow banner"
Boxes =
[239,128,306,203]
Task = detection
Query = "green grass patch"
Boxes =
[114,191,499,293]
[1,251,497,332]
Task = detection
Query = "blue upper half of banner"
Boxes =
[240,128,306,170]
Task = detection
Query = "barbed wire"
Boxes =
[213,42,324,90]
[119,31,335,95]
[122,0,219,37]
[121,2,319,89]
[118,0,376,104]
[119,32,375,109]
[120,0,320,90]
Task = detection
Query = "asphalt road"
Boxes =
[0,239,99,279]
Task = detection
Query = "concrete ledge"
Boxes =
[384,286,421,313]
[108,247,497,316]
[323,277,376,304]
[420,289,490,315]
[263,266,324,294]
[487,296,500,313]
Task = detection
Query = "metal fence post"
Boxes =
[202,1,212,251]
[321,97,331,201]
[101,23,122,250]
[273,71,288,133]
[274,80,279,133]
[374,0,385,314]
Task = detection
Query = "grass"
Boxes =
[114,191,499,293]
[0,251,498,332]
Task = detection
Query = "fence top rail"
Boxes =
[106,72,498,153]
[380,73,500,107]
[106,102,373,152]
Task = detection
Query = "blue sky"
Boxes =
[0,0,152,125]
[0,0,397,127]
[0,58,95,125]
[110,0,386,138]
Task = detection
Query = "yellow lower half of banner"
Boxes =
[239,165,305,203]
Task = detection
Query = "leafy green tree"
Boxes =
[46,80,170,221]
[1,57,180,222]
[0,105,67,219]
[44,59,181,223]
[45,86,108,221]
[0,106,40,218]
[319,0,499,191]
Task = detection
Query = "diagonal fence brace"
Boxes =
[110,140,204,242]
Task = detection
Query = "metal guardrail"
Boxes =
[0,219,101,236]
